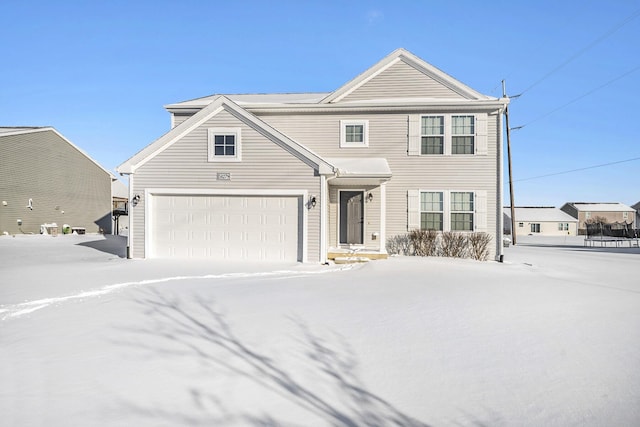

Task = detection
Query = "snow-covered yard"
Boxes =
[1,234,639,426]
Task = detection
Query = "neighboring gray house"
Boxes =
[117,48,509,263]
[504,207,578,236]
[0,127,113,235]
[561,202,636,234]
[632,201,640,229]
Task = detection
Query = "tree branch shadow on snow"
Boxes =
[116,288,430,427]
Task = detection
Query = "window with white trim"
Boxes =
[451,115,475,154]
[408,113,486,156]
[208,128,241,162]
[420,191,443,231]
[531,223,541,233]
[451,192,474,231]
[558,223,569,231]
[340,120,369,147]
[421,116,444,155]
[409,190,485,232]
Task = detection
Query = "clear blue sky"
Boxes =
[3,1,639,208]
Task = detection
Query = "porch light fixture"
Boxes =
[132,194,141,206]
[309,195,317,208]
[367,192,373,202]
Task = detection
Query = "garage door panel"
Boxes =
[150,195,301,261]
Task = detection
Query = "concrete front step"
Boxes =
[327,251,388,262]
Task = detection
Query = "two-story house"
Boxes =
[117,49,509,263]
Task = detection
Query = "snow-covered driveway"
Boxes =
[1,234,639,426]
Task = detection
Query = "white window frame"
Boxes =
[530,223,541,233]
[451,115,475,155]
[208,128,242,162]
[340,120,369,148]
[558,223,569,231]
[420,115,445,155]
[450,191,475,231]
[417,114,477,156]
[417,190,479,232]
[419,191,444,231]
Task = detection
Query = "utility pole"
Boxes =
[503,80,517,245]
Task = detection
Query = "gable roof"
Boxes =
[0,126,115,179]
[504,207,577,222]
[320,48,492,104]
[562,202,635,212]
[117,96,335,175]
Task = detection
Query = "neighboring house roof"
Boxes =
[504,207,577,222]
[562,202,635,212]
[117,96,336,175]
[0,126,115,179]
[632,201,640,211]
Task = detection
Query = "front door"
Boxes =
[339,191,363,244]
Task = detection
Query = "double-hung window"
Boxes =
[208,128,242,162]
[451,115,475,154]
[420,192,443,231]
[558,223,569,231]
[421,116,444,155]
[450,191,474,231]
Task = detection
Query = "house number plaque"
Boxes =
[217,172,231,181]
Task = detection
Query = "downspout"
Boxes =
[497,106,505,262]
[126,173,133,259]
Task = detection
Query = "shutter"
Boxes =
[475,190,487,232]
[407,190,420,230]
[475,113,488,155]
[407,115,421,156]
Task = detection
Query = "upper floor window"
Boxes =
[451,115,475,154]
[340,120,369,147]
[408,113,486,156]
[421,116,444,155]
[208,128,242,162]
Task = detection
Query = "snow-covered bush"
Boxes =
[467,232,492,261]
[386,234,412,255]
[409,229,438,257]
[440,232,467,258]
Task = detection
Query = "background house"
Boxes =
[560,202,636,235]
[111,179,128,236]
[0,127,113,235]
[504,207,578,236]
[632,201,640,229]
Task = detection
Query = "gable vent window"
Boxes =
[208,128,242,162]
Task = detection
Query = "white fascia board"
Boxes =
[117,98,226,173]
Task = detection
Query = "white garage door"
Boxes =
[150,195,301,261]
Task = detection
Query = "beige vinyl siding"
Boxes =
[261,110,501,256]
[0,130,112,235]
[172,113,193,128]
[130,109,322,260]
[342,61,466,101]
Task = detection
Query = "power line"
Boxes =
[514,156,640,182]
[516,7,640,97]
[514,64,640,129]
